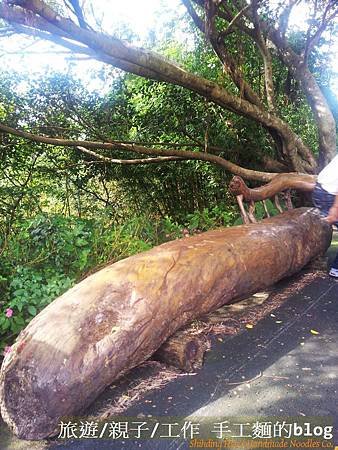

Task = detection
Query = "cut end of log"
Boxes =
[153,331,210,372]
[0,357,58,440]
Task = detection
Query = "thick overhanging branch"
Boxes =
[186,0,317,171]
[234,0,337,167]
[12,23,96,54]
[0,0,316,172]
[0,121,278,181]
[229,174,316,202]
[0,2,173,83]
[250,0,276,112]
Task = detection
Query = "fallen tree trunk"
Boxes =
[0,208,331,439]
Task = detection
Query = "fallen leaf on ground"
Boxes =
[310,329,319,335]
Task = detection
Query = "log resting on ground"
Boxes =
[0,208,332,440]
[153,330,210,372]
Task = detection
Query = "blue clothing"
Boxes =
[312,182,338,269]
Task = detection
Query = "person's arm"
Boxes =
[325,195,338,224]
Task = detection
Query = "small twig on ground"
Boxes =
[227,371,262,385]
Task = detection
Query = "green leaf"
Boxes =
[14,316,25,325]
[28,305,37,316]
[2,320,10,331]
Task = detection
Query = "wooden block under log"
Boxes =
[153,331,210,372]
[0,208,332,440]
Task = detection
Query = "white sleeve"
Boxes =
[317,154,338,195]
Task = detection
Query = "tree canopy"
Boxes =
[0,0,337,180]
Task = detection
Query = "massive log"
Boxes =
[0,208,332,440]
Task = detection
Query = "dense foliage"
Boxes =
[0,66,245,352]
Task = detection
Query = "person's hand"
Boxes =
[324,205,338,224]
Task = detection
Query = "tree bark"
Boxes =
[229,174,316,202]
[0,208,331,440]
[267,25,337,168]
[0,122,278,182]
[153,331,210,372]
[294,66,337,168]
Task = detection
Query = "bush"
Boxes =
[185,205,237,232]
[0,213,152,353]
[0,207,237,354]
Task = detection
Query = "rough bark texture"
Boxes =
[0,122,277,182]
[0,208,332,440]
[153,331,210,372]
[229,174,317,202]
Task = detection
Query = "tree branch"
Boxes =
[76,146,187,164]
[186,0,316,170]
[0,0,321,171]
[268,24,337,167]
[0,3,174,83]
[277,0,300,41]
[302,3,338,65]
[229,174,316,202]
[0,0,308,149]
[64,0,90,30]
[218,4,251,43]
[250,0,276,112]
[181,0,204,32]
[0,121,278,181]
[233,0,337,166]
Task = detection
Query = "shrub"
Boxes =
[0,207,237,354]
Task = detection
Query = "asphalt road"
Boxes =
[46,273,338,450]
